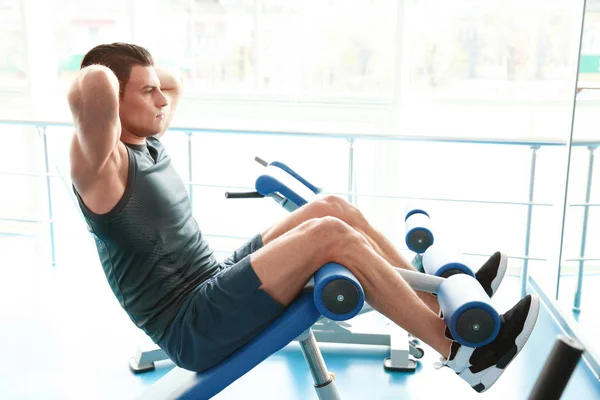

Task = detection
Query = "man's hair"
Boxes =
[80,42,154,96]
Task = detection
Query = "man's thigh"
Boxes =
[163,254,285,372]
[250,216,352,306]
[260,195,349,245]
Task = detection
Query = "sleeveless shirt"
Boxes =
[73,136,220,343]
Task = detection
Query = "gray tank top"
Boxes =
[74,136,220,343]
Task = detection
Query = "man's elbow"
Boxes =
[70,68,119,115]
[80,67,120,99]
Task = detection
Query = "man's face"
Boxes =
[119,65,168,137]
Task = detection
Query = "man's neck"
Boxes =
[120,130,146,146]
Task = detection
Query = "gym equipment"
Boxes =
[134,158,587,399]
[131,158,501,372]
[404,205,500,347]
[405,207,474,278]
[422,244,475,278]
[140,324,586,399]
[130,157,425,374]
[528,335,585,400]
[404,206,434,255]
[135,158,505,398]
[248,158,500,348]
[140,262,366,400]
[230,157,425,371]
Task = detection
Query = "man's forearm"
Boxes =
[155,65,183,93]
[153,65,183,137]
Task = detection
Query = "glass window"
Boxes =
[54,0,132,91]
[0,0,27,89]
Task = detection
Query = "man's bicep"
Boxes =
[68,66,121,168]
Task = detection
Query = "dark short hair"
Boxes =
[80,42,154,96]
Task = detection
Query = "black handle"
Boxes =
[224,191,264,199]
[254,156,269,167]
[528,335,584,400]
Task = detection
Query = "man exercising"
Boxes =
[68,43,539,393]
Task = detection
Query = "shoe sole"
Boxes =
[459,294,541,392]
[489,252,508,296]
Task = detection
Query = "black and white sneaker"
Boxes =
[436,294,540,393]
[475,251,508,298]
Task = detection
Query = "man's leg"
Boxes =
[261,195,440,312]
[261,195,508,313]
[251,215,540,393]
[252,215,452,356]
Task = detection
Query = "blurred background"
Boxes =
[1,0,599,398]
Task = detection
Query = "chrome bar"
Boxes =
[1,120,73,128]
[522,146,539,297]
[298,330,333,386]
[0,119,579,147]
[0,217,89,227]
[0,171,64,178]
[184,182,554,206]
[566,257,600,262]
[320,190,553,207]
[555,1,586,300]
[0,167,555,207]
[40,126,56,267]
[0,218,548,262]
[347,138,355,204]
[0,121,575,271]
[573,147,596,312]
[569,203,600,207]
[464,252,547,262]
[0,217,52,224]
[395,268,444,293]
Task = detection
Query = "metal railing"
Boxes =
[1,119,599,312]
[571,145,598,312]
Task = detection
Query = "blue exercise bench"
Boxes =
[129,158,425,375]
[141,268,364,399]
[139,158,365,399]
[137,157,506,399]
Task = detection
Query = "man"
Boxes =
[67,42,539,393]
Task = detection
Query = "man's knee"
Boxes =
[318,195,349,214]
[309,216,365,255]
[304,217,372,277]
[316,195,363,224]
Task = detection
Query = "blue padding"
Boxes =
[256,174,309,208]
[436,262,475,278]
[405,208,429,220]
[269,161,321,194]
[438,274,500,348]
[143,289,321,400]
[446,301,501,348]
[313,262,364,321]
[405,227,434,254]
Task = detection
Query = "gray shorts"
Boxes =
[158,234,285,372]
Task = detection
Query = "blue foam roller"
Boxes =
[404,211,434,254]
[422,243,475,278]
[404,206,429,220]
[313,262,364,321]
[438,274,500,347]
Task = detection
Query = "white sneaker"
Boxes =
[436,294,540,392]
[475,251,508,297]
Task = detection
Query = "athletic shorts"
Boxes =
[158,234,285,372]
